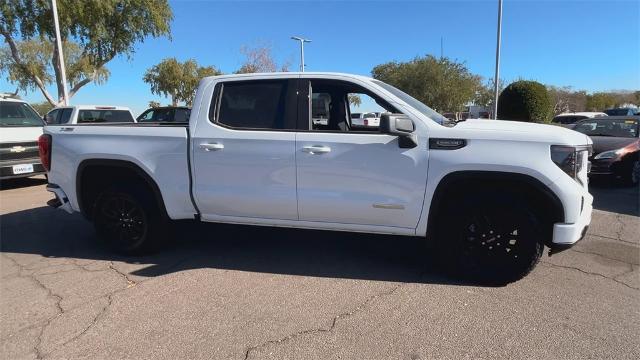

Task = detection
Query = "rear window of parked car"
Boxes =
[78,110,134,123]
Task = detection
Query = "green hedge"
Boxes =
[497,80,552,123]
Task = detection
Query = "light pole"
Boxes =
[291,36,311,72]
[51,0,69,105]
[492,0,503,119]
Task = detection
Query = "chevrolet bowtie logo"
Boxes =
[10,146,26,153]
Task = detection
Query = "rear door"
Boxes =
[192,78,300,221]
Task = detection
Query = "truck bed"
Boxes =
[46,123,197,219]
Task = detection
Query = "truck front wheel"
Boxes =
[93,187,165,254]
[437,192,544,285]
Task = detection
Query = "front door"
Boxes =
[295,79,429,229]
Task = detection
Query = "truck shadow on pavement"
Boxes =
[1,206,470,286]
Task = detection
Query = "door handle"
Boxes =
[302,145,331,154]
[199,142,224,151]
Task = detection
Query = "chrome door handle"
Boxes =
[302,145,331,154]
[199,142,224,151]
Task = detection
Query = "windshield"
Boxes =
[573,119,639,138]
[372,80,448,125]
[604,109,634,116]
[0,101,44,127]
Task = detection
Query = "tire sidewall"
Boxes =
[93,187,161,254]
[436,191,544,285]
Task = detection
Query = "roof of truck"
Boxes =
[50,105,132,111]
[203,72,374,81]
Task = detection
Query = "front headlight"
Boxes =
[551,145,591,185]
[594,141,640,160]
[594,149,621,160]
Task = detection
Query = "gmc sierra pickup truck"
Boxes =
[40,72,593,284]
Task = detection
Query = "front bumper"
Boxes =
[549,191,593,253]
[0,158,46,180]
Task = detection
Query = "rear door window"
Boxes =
[78,110,135,123]
[213,80,296,130]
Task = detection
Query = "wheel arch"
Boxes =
[76,159,169,221]
[425,171,565,248]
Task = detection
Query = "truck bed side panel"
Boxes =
[46,125,196,220]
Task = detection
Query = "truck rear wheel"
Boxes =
[93,187,165,255]
[437,192,544,285]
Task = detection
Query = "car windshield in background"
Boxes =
[0,102,44,127]
[573,119,639,138]
[78,110,134,123]
[604,109,635,116]
[372,80,448,125]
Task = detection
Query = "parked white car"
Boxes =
[0,95,46,179]
[44,105,136,125]
[42,72,593,284]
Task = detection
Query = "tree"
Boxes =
[348,94,361,107]
[497,80,552,123]
[143,58,221,106]
[473,77,505,110]
[547,85,587,115]
[0,0,172,105]
[371,55,483,112]
[29,101,52,115]
[236,44,290,74]
[148,101,161,108]
[586,92,616,111]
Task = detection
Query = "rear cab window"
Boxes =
[77,109,135,123]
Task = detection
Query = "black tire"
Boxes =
[436,191,544,285]
[93,186,166,255]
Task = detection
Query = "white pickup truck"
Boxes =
[41,72,593,284]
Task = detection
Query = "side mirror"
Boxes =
[380,113,418,148]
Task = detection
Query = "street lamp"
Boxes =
[492,0,503,119]
[291,36,311,72]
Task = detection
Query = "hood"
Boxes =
[452,119,590,145]
[0,126,44,144]
[590,136,638,155]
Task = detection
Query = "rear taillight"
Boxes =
[38,134,52,171]
[364,119,369,126]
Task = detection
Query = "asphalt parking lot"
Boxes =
[1,176,638,359]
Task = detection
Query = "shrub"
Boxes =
[497,80,553,123]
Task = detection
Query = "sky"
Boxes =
[2,0,639,116]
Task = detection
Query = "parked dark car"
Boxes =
[136,106,191,123]
[573,116,639,184]
[604,108,638,116]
